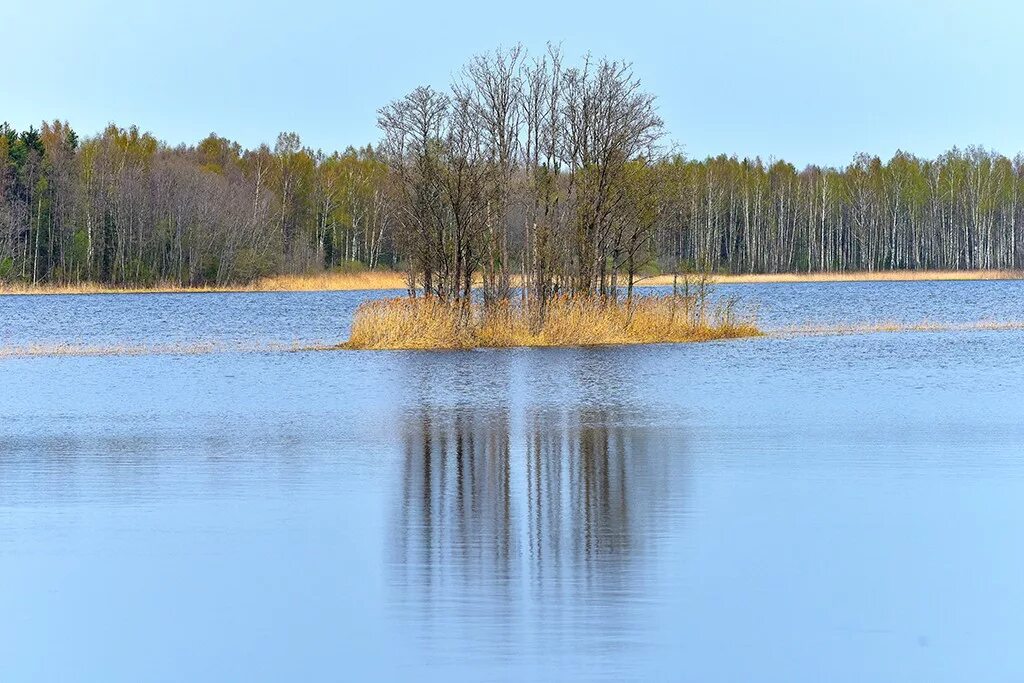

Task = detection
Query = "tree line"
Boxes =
[0,123,393,286]
[4,45,1024,290]
[656,148,1024,274]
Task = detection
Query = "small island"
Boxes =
[344,289,760,350]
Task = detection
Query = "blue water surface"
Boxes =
[2,281,1023,682]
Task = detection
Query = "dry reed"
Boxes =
[0,270,408,296]
[250,271,408,292]
[343,294,761,350]
[641,269,1024,286]
[3,268,1022,297]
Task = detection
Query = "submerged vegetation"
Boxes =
[780,320,1024,337]
[6,317,1024,359]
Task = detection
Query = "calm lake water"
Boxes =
[2,281,1024,681]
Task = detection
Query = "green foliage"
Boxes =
[126,259,157,287]
[197,133,241,175]
[71,229,89,268]
[199,256,220,284]
[231,249,278,283]
[332,259,368,274]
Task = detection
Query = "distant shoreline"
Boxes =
[1,269,1021,297]
[0,272,409,296]
[643,269,1024,286]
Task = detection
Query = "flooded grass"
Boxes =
[5,312,1024,359]
[0,341,310,358]
[774,320,1024,338]
[342,295,761,350]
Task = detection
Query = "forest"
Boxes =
[3,45,1024,291]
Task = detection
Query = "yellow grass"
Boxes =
[342,295,762,350]
[250,271,408,292]
[642,269,1024,285]
[0,270,409,296]
[3,268,1022,296]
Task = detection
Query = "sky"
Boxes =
[3,0,1023,167]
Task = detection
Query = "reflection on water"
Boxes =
[6,283,1024,681]
[391,394,681,672]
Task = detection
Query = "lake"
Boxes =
[2,280,1024,681]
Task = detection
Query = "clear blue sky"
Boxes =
[4,0,1021,166]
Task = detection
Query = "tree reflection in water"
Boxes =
[389,361,685,661]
